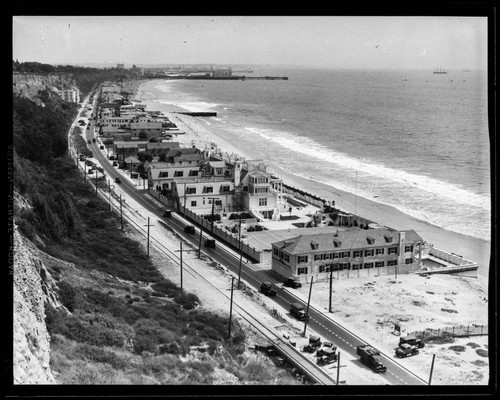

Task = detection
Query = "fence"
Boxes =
[408,324,488,339]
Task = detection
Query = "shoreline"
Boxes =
[132,79,490,286]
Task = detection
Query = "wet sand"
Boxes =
[134,79,491,286]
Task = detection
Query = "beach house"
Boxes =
[271,227,424,282]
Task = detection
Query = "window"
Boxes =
[190,201,197,207]
[311,241,319,250]
[376,248,384,255]
[204,186,214,193]
[405,245,414,253]
[319,264,331,273]
[284,254,290,262]
[375,261,384,268]
[388,247,398,255]
[159,171,168,178]
[323,253,331,260]
[364,262,374,269]
[314,254,322,261]
[221,185,231,192]
[353,250,362,258]
[366,236,375,245]
[351,264,360,270]
[259,198,267,207]
[332,253,340,259]
[387,260,397,266]
[274,248,279,256]
[215,199,222,206]
[186,187,196,194]
[174,170,183,177]
[297,267,308,275]
[384,235,393,243]
[405,258,413,264]
[333,239,342,248]
[189,170,199,176]
[364,249,374,257]
[297,255,308,263]
[341,251,350,258]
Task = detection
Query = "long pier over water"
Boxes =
[147,75,288,81]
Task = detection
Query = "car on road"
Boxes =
[184,225,195,234]
[87,140,91,144]
[92,138,96,142]
[115,177,121,184]
[163,209,172,217]
[283,277,302,288]
[112,161,118,167]
[204,238,216,248]
[100,145,104,149]
[260,281,277,296]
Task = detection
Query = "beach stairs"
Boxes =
[250,207,266,222]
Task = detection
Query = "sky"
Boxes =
[12,16,488,70]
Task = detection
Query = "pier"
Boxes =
[152,75,288,81]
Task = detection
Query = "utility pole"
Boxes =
[227,276,235,339]
[180,241,183,290]
[237,217,244,289]
[208,197,217,233]
[302,276,314,337]
[95,170,98,195]
[144,217,154,258]
[107,180,113,212]
[329,268,333,313]
[428,354,436,385]
[336,352,341,385]
[120,193,123,231]
[197,226,203,258]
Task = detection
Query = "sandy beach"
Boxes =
[132,79,490,286]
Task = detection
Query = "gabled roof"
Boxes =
[272,227,423,255]
[208,161,227,168]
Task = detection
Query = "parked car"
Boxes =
[115,177,122,184]
[100,145,104,150]
[112,161,118,167]
[283,277,302,289]
[163,209,172,217]
[184,225,195,234]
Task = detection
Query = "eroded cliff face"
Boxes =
[12,73,78,105]
[13,223,62,384]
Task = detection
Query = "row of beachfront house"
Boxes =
[144,145,286,218]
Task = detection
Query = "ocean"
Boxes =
[140,66,490,241]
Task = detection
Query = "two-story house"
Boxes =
[271,227,424,282]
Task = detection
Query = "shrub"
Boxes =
[57,280,80,312]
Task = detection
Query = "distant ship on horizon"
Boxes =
[433,67,448,74]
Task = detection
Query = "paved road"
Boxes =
[80,95,427,386]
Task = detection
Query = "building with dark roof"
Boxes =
[271,227,424,282]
